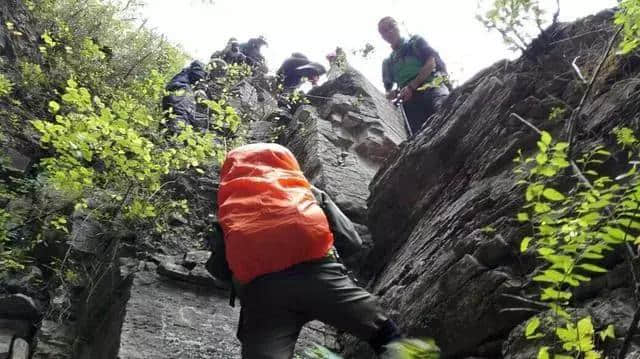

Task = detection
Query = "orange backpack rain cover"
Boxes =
[217,143,334,283]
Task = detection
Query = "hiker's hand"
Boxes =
[385,89,398,100]
[399,86,413,102]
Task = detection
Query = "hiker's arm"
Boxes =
[408,56,436,91]
[398,56,435,102]
[382,59,396,99]
[399,35,438,100]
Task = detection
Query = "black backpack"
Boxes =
[205,222,232,284]
[310,186,363,258]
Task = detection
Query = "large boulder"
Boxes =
[364,10,640,357]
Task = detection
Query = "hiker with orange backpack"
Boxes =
[214,143,439,358]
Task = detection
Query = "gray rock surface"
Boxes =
[364,10,640,357]
[287,64,406,225]
[31,320,74,359]
[0,330,12,359]
[155,251,228,288]
[118,263,239,359]
[227,77,280,124]
[119,260,337,358]
[2,148,31,174]
[10,338,29,359]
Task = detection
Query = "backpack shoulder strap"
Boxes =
[407,35,423,58]
[311,186,363,258]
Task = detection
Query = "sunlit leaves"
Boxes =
[615,0,640,55]
[513,127,640,359]
[542,188,564,201]
[32,80,220,219]
[525,316,542,339]
[0,74,13,97]
[476,0,548,52]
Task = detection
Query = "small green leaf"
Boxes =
[538,247,554,256]
[520,236,532,252]
[540,166,557,177]
[577,316,595,335]
[578,263,607,273]
[542,188,565,201]
[599,324,615,341]
[48,100,60,114]
[541,287,572,301]
[525,316,541,337]
[549,303,571,319]
[541,131,552,145]
[534,202,551,213]
[517,212,529,222]
[537,347,550,359]
[536,153,548,165]
[605,226,627,241]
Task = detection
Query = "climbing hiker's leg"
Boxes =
[402,97,425,135]
[238,274,307,359]
[303,262,402,353]
[423,85,449,123]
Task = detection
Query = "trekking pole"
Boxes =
[393,98,413,138]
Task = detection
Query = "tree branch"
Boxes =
[618,305,640,359]
[510,113,543,135]
[571,57,587,83]
[120,47,156,82]
[501,293,549,308]
[566,26,623,158]
[499,307,543,314]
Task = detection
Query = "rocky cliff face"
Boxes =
[1,3,639,359]
[364,9,640,358]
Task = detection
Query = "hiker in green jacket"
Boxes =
[378,16,450,136]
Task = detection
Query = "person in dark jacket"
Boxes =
[239,36,268,72]
[210,38,245,65]
[276,53,327,91]
[162,60,208,134]
[222,38,247,65]
[378,16,449,136]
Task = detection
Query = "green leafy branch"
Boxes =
[476,0,551,52]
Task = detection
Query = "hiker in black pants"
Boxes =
[211,143,439,359]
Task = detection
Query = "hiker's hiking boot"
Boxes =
[381,338,440,359]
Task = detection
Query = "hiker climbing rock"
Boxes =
[239,36,268,73]
[215,143,440,358]
[378,16,450,136]
[205,57,229,98]
[210,38,245,65]
[161,60,208,134]
[223,38,247,65]
[276,53,327,91]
